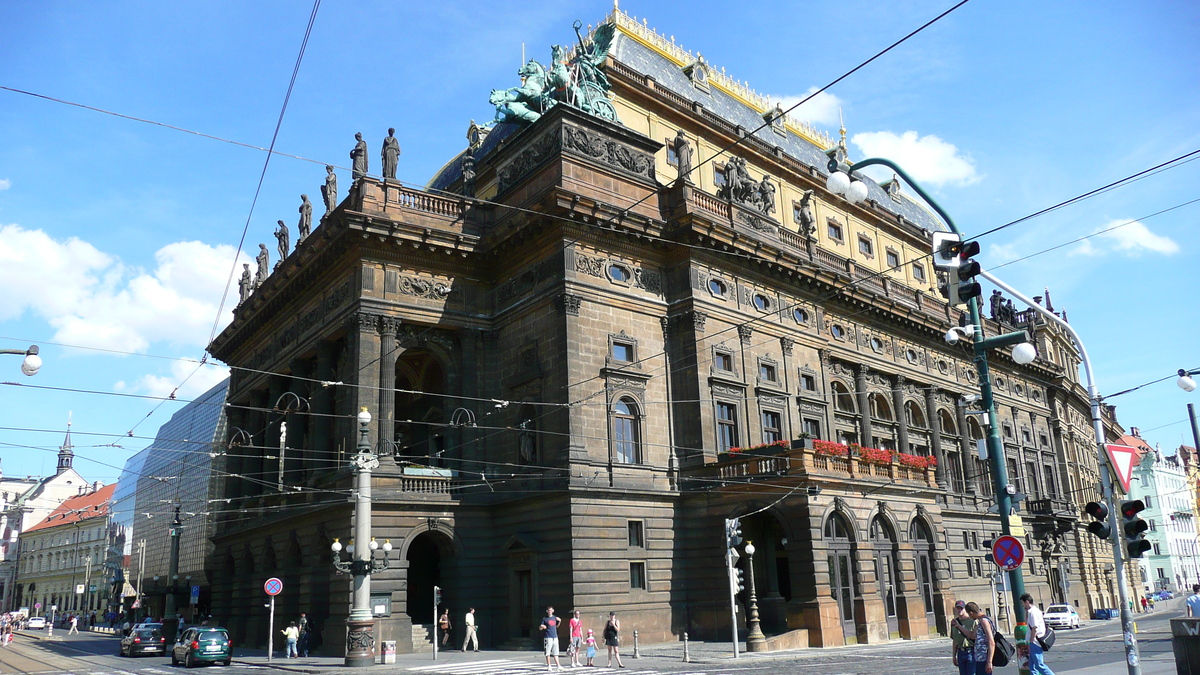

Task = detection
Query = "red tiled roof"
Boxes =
[1115,434,1154,454]
[24,484,116,533]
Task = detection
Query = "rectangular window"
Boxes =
[717,402,739,453]
[714,165,727,188]
[759,363,777,382]
[611,341,634,362]
[801,373,817,391]
[1149,519,1157,532]
[858,237,873,256]
[827,221,843,242]
[1145,495,1153,508]
[963,532,970,548]
[1153,543,1161,556]
[715,352,733,372]
[630,562,647,590]
[913,263,926,281]
[666,140,678,166]
[627,521,644,548]
[803,418,821,438]
[761,410,782,444]
[793,203,803,224]
[886,250,900,268]
[1039,433,1049,448]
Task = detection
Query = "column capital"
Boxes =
[348,311,379,334]
[378,315,401,336]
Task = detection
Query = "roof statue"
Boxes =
[490,20,620,126]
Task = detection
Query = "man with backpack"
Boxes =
[1022,594,1057,675]
[966,602,998,674]
[950,600,977,675]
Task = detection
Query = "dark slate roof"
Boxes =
[608,31,947,233]
[427,122,521,193]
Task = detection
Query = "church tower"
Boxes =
[56,414,73,475]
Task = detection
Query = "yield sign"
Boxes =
[1105,444,1144,494]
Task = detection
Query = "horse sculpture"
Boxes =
[491,22,619,125]
[490,59,553,124]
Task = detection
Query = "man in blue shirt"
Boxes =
[540,606,563,672]
[1187,585,1200,617]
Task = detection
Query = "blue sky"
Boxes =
[1,0,1198,483]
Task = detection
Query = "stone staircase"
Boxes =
[496,635,537,651]
[412,624,434,653]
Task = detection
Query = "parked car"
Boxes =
[1154,591,1174,600]
[1044,604,1081,629]
[25,616,46,630]
[172,627,232,667]
[120,627,166,657]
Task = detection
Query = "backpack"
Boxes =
[991,625,1015,668]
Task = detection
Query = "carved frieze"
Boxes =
[607,375,647,391]
[666,310,707,333]
[498,127,562,193]
[562,124,656,181]
[739,211,777,235]
[496,258,557,306]
[713,383,744,397]
[397,275,452,300]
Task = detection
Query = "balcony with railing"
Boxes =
[704,438,938,488]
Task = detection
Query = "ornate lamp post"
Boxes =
[330,408,390,667]
[0,344,41,376]
[742,541,767,652]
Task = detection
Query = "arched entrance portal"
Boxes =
[870,516,899,638]
[406,531,456,627]
[824,512,856,642]
[910,519,937,631]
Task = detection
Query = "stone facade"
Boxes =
[204,11,1117,655]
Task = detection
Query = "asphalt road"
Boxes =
[0,611,1182,675]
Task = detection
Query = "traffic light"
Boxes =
[982,538,994,564]
[1084,501,1111,540]
[434,585,442,606]
[1120,500,1152,558]
[726,518,743,549]
[733,566,745,593]
[936,238,982,307]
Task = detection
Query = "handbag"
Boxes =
[1037,625,1056,651]
[991,625,1015,668]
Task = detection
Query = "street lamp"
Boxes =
[329,407,389,667]
[742,542,767,652]
[1178,369,1199,393]
[0,344,41,376]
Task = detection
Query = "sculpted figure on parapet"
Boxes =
[381,128,401,180]
[238,263,252,303]
[298,194,312,242]
[322,165,338,215]
[350,132,368,179]
[255,244,269,287]
[673,130,693,182]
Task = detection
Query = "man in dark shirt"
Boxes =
[540,606,562,672]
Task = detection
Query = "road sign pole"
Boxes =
[981,270,1141,674]
[268,595,275,663]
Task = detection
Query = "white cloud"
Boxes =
[134,358,230,401]
[850,131,981,187]
[773,88,843,126]
[1097,219,1179,255]
[0,179,10,191]
[0,224,250,353]
[987,243,1021,265]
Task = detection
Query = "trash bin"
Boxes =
[382,640,396,664]
[1171,618,1200,674]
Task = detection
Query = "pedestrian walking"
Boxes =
[950,600,977,675]
[568,610,583,667]
[68,615,79,635]
[1021,594,1056,675]
[439,609,453,647]
[1140,596,1148,613]
[461,608,479,652]
[966,602,995,675]
[1188,585,1200,617]
[282,622,300,658]
[603,612,624,668]
[540,606,563,672]
[584,629,597,666]
[298,612,311,657]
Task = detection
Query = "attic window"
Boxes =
[764,105,786,136]
[683,58,711,93]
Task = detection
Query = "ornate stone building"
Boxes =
[206,8,1115,654]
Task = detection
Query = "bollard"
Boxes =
[683,632,690,663]
[633,630,640,659]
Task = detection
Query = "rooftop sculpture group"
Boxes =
[719,156,776,217]
[490,21,619,125]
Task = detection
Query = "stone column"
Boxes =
[855,364,873,447]
[377,316,401,451]
[955,394,975,494]
[349,312,382,449]
[925,387,947,489]
[818,350,835,442]
[892,375,909,454]
[288,359,311,484]
[311,340,336,475]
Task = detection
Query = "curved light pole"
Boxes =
[0,344,41,376]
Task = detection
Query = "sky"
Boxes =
[1,0,1198,484]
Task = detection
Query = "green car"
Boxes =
[171,627,232,667]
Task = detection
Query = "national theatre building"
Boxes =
[206,8,1120,655]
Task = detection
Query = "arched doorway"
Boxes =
[406,530,457,632]
[824,512,856,642]
[394,350,446,463]
[910,519,937,631]
[870,516,899,638]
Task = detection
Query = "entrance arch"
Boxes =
[824,512,856,641]
[910,518,937,631]
[405,529,458,628]
[870,516,899,638]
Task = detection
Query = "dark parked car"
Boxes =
[171,627,232,667]
[120,627,166,657]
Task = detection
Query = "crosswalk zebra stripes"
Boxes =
[408,659,704,675]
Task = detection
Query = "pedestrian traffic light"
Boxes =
[434,585,442,607]
[1084,501,1111,540]
[726,518,743,550]
[1120,500,1152,558]
[936,239,982,307]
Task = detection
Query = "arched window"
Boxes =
[910,519,936,614]
[824,512,852,540]
[967,417,984,442]
[939,410,957,435]
[905,401,926,428]
[870,394,893,421]
[871,516,899,622]
[831,381,856,413]
[612,398,641,464]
